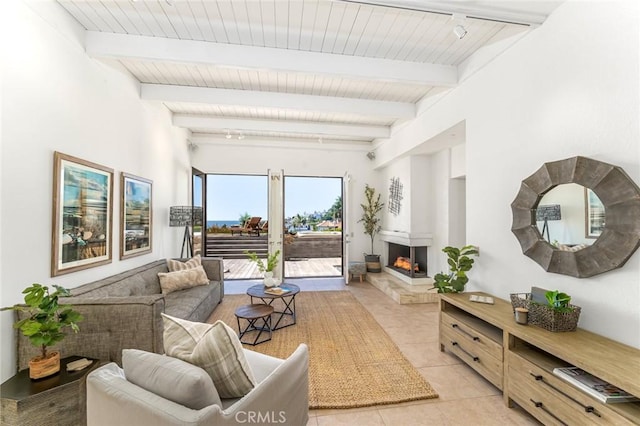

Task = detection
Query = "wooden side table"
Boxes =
[0,355,99,426]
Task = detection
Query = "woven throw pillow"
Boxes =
[157,265,209,295]
[122,349,221,409]
[166,254,201,272]
[161,313,256,398]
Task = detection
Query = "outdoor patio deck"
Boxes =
[224,257,342,280]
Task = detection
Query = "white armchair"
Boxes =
[86,344,309,426]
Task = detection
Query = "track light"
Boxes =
[452,14,468,40]
[453,24,467,39]
[225,131,232,139]
[238,133,245,140]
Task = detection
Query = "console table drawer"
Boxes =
[508,351,634,425]
[441,326,503,390]
[440,312,502,360]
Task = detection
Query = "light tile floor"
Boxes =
[225,278,540,426]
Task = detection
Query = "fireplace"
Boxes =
[380,230,433,285]
[387,243,428,278]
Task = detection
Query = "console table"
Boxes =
[0,355,99,426]
[439,292,640,425]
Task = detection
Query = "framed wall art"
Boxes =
[52,151,114,276]
[585,188,605,239]
[120,172,152,260]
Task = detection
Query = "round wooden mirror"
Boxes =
[511,156,640,278]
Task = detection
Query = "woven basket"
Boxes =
[510,293,531,312]
[510,292,581,332]
[529,303,581,332]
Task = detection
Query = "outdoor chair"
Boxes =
[245,217,262,236]
[230,217,262,236]
[258,220,268,236]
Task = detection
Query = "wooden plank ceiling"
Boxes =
[56,0,560,145]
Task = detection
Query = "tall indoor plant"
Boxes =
[2,284,83,379]
[358,184,384,272]
[433,245,479,293]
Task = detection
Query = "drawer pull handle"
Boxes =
[451,341,479,362]
[529,373,601,417]
[529,399,568,426]
[451,323,480,341]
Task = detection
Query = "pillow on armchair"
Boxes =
[122,349,221,409]
[161,313,256,398]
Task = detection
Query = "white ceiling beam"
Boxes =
[174,115,389,139]
[190,134,372,151]
[338,1,548,26]
[142,84,414,120]
[86,32,457,87]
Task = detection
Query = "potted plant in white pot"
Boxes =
[2,284,83,379]
[358,184,384,272]
[245,249,281,287]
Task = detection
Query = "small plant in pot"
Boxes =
[2,284,83,379]
[358,184,384,272]
[245,249,281,287]
[433,245,479,293]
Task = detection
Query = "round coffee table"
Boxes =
[246,283,300,330]
[234,304,274,346]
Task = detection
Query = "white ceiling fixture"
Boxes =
[55,0,562,144]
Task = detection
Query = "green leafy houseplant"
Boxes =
[544,290,574,313]
[433,245,479,293]
[2,284,83,361]
[245,249,281,273]
[358,184,384,256]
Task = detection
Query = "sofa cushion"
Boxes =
[166,255,201,272]
[157,266,209,295]
[162,314,256,398]
[163,283,220,322]
[122,349,222,409]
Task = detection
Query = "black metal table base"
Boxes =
[236,315,273,346]
[250,295,297,330]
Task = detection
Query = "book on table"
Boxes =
[265,287,290,295]
[552,366,640,404]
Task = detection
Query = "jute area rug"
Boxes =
[208,290,438,409]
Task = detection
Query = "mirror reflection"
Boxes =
[535,183,605,251]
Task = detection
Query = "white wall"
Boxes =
[0,0,191,381]
[191,142,379,261]
[374,0,640,347]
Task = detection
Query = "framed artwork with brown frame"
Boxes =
[52,151,114,276]
[584,187,605,239]
[120,172,153,260]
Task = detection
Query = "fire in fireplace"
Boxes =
[393,257,419,272]
[387,242,428,278]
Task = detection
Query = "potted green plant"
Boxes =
[529,289,581,332]
[433,245,479,293]
[2,284,83,379]
[245,249,281,287]
[358,184,384,272]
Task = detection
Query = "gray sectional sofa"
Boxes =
[16,257,224,371]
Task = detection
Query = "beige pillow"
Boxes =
[162,314,256,398]
[122,349,221,409]
[166,254,201,272]
[158,266,209,295]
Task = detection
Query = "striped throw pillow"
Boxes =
[166,254,201,272]
[161,314,256,398]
